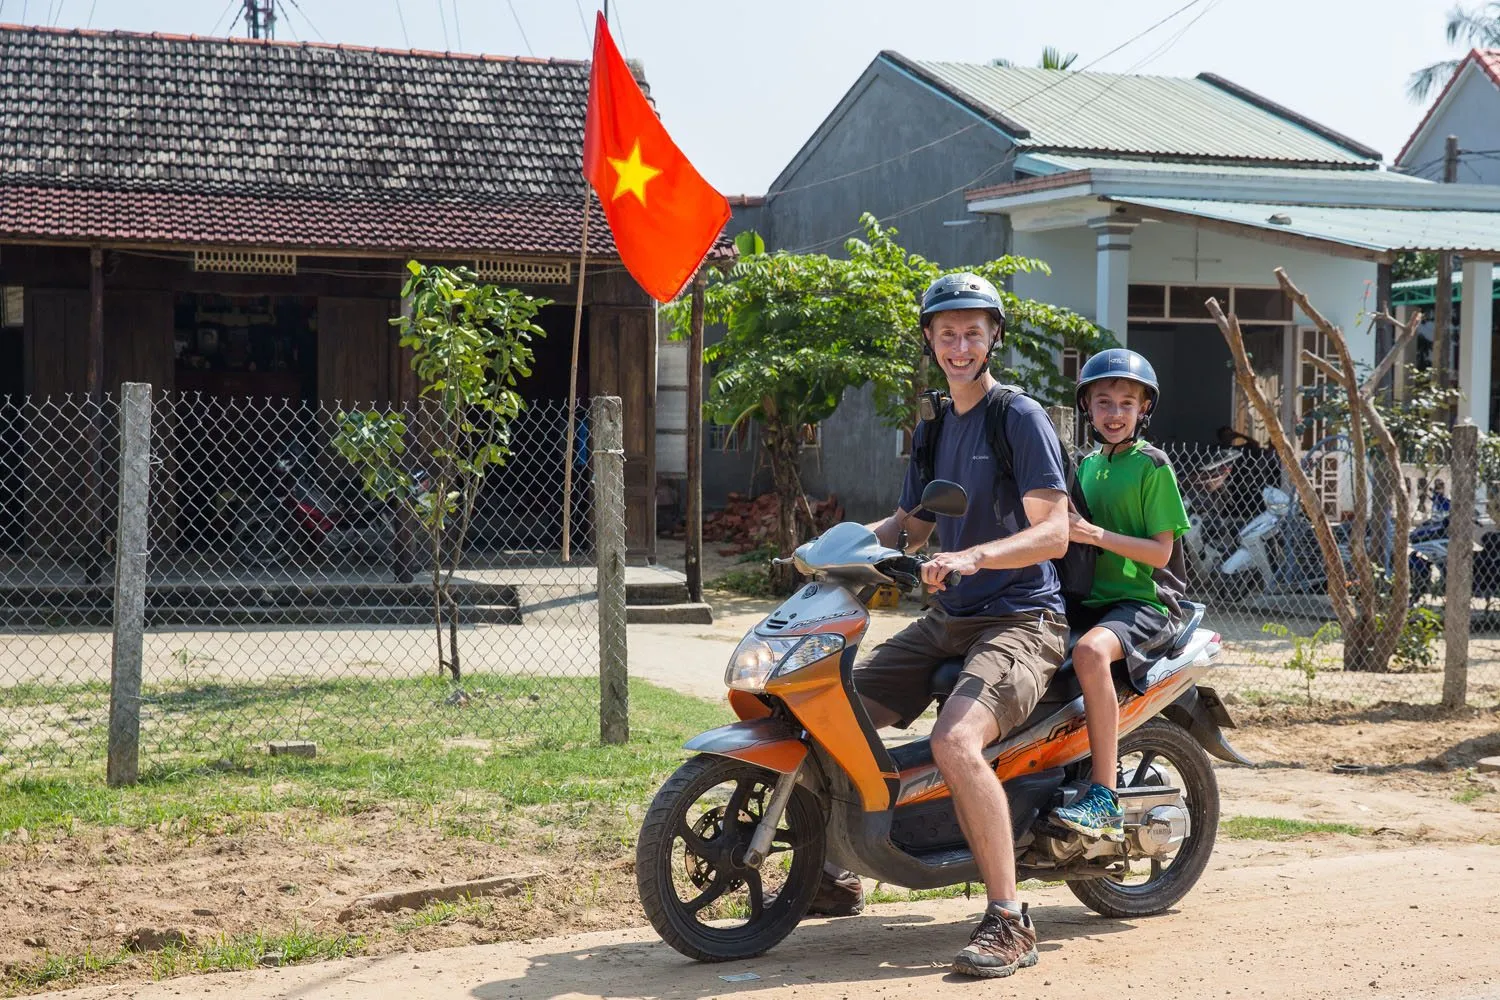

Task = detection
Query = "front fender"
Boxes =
[684,717,808,775]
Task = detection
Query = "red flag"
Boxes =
[583,12,730,302]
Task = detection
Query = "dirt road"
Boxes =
[42,841,1500,1000]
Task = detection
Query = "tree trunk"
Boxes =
[764,420,803,594]
[1342,609,1401,674]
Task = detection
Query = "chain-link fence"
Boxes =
[0,390,625,770]
[1157,432,1500,708]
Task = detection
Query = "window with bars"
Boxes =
[709,422,750,453]
[1,286,22,328]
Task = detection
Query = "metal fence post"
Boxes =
[1443,422,1478,709]
[592,395,629,744]
[108,383,153,787]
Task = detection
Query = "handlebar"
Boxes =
[879,554,962,590]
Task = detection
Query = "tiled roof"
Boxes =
[884,52,1382,165]
[1395,49,1500,167]
[0,183,624,258]
[0,23,726,258]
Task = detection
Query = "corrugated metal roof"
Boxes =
[1391,271,1500,305]
[906,61,1376,165]
[1022,152,1420,182]
[1113,197,1500,254]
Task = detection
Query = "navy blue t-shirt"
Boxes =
[898,387,1068,617]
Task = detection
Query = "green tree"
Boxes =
[992,46,1079,70]
[1408,3,1500,101]
[669,214,1108,591]
[334,262,548,681]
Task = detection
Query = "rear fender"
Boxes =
[1162,686,1254,766]
[683,718,809,775]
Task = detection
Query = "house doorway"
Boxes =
[0,325,24,551]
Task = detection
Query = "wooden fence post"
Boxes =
[592,396,629,744]
[1443,421,1477,709]
[108,382,153,787]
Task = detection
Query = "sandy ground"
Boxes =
[33,841,1500,1000]
[5,702,1498,997]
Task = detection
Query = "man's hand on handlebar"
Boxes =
[921,550,978,591]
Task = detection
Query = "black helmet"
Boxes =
[920,272,1006,335]
[1076,348,1160,441]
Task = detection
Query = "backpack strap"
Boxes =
[911,397,950,490]
[983,384,1083,504]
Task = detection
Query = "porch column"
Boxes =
[1089,217,1137,346]
[1458,259,1494,433]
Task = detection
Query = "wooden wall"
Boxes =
[586,269,657,559]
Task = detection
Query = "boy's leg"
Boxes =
[1072,626,1125,790]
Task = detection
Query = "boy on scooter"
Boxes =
[1050,350,1191,842]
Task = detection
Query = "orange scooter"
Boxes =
[636,480,1250,962]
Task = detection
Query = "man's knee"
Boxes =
[930,703,994,772]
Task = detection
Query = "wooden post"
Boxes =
[592,395,629,744]
[1444,421,1477,709]
[85,246,107,584]
[685,270,707,603]
[561,191,593,562]
[108,383,152,787]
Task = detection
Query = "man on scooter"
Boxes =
[851,272,1071,979]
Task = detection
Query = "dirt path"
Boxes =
[42,840,1500,1000]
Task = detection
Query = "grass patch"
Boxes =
[1221,815,1366,840]
[148,925,365,978]
[1454,785,1490,805]
[394,895,495,933]
[0,679,732,842]
[5,948,131,992]
[707,565,775,599]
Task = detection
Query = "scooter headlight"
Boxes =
[725,633,846,692]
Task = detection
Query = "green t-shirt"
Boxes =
[1077,440,1192,614]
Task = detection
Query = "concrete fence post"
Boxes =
[1444,421,1477,709]
[108,382,153,787]
[592,396,629,744]
[1047,405,1077,452]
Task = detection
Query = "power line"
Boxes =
[450,0,462,51]
[209,0,239,36]
[782,0,1222,254]
[611,0,627,58]
[573,0,591,46]
[282,0,326,42]
[506,0,534,56]
[85,0,95,27]
[435,0,449,50]
[764,0,1212,203]
[393,0,410,47]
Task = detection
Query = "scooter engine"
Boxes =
[1121,788,1191,858]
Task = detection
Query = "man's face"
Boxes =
[1087,378,1149,445]
[924,309,997,382]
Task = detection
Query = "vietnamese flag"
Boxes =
[583,12,730,302]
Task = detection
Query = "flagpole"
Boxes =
[561,189,592,563]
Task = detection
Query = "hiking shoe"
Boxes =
[807,866,864,916]
[952,902,1038,979]
[766,864,864,917]
[1051,782,1125,842]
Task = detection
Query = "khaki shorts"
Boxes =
[854,606,1068,735]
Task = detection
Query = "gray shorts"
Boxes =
[1067,599,1179,693]
[853,606,1068,735]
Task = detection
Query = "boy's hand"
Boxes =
[922,549,980,590]
[1069,514,1104,546]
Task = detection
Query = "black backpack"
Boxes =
[911,385,1097,602]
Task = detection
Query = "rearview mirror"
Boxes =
[920,479,968,518]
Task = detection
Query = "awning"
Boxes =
[1391,271,1500,306]
[1105,196,1500,260]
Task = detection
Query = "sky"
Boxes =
[0,0,1475,193]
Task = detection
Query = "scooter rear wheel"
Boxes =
[1068,719,1219,918]
[636,754,826,962]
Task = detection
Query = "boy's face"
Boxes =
[1087,377,1149,445]
[924,309,998,382]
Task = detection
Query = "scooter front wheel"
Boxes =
[636,754,826,962]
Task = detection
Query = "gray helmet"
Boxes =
[920,272,1007,335]
[1076,348,1160,442]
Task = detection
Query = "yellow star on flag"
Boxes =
[606,140,662,205]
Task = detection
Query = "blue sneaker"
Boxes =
[1051,783,1124,842]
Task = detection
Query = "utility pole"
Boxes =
[242,0,277,39]
[1433,135,1459,394]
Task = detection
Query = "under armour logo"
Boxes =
[1096,468,1110,480]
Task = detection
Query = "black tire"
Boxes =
[636,754,825,962]
[1210,569,1255,606]
[1068,718,1219,918]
